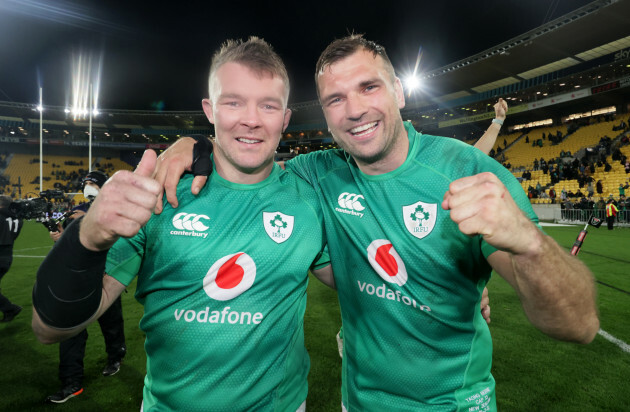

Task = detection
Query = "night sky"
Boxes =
[0,0,595,111]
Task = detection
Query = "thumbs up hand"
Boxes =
[79,150,162,251]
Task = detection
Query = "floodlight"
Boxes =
[405,75,421,91]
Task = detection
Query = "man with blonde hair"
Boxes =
[33,37,331,411]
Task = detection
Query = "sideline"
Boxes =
[13,255,47,258]
[14,246,51,252]
[598,329,630,354]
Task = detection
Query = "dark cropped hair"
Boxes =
[0,195,11,210]
[315,34,396,100]
[208,36,290,105]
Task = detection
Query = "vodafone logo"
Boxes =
[367,239,408,286]
[335,192,365,218]
[204,253,256,301]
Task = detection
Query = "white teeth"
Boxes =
[237,138,261,144]
[350,122,378,135]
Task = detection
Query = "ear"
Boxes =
[202,99,215,124]
[282,108,292,132]
[394,77,406,109]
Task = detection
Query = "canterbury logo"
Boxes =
[172,213,210,231]
[170,213,210,238]
[338,192,365,211]
[336,192,365,218]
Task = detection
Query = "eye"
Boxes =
[327,97,342,107]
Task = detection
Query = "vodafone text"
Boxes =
[174,306,263,325]
[357,281,431,312]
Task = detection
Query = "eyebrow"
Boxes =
[359,77,382,88]
[321,77,384,102]
[218,93,284,106]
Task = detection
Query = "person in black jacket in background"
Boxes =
[0,195,24,322]
[46,171,127,404]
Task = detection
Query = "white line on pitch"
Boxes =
[14,246,51,252]
[13,255,47,258]
[598,329,630,353]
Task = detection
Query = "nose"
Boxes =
[345,94,367,122]
[241,103,262,129]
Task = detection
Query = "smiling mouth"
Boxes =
[349,121,378,137]
[236,137,262,144]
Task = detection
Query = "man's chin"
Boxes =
[345,146,386,166]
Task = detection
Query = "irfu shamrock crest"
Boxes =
[410,205,430,226]
[269,214,288,232]
[263,211,295,244]
[402,201,437,240]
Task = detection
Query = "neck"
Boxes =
[214,156,274,185]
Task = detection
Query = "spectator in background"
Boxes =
[619,183,625,197]
[45,171,127,404]
[0,195,24,322]
[596,180,603,195]
[604,162,612,172]
[549,187,556,204]
[605,199,619,230]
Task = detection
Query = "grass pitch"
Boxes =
[0,222,628,411]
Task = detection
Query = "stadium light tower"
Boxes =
[68,49,102,172]
[39,87,43,192]
[89,83,93,172]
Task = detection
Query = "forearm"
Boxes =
[509,231,599,343]
[32,217,108,342]
[33,274,124,344]
[474,121,502,155]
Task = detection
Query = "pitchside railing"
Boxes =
[558,208,630,226]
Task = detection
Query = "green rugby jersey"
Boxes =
[286,122,538,412]
[106,163,328,412]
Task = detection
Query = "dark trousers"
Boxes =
[0,252,15,313]
[59,296,126,385]
[607,216,615,230]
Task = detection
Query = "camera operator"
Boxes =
[0,195,24,322]
[46,171,127,404]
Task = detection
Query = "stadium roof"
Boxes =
[414,0,630,106]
